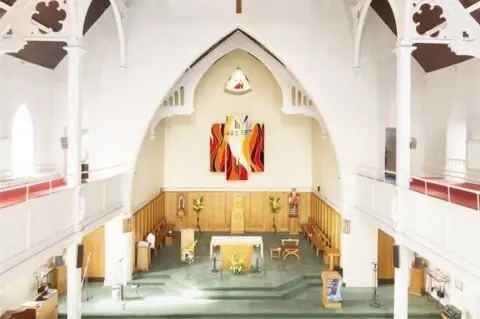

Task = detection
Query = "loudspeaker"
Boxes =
[77,244,84,268]
[410,137,417,149]
[54,255,64,266]
[393,244,399,268]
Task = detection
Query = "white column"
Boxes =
[393,243,411,319]
[393,44,415,319]
[67,237,83,319]
[394,45,415,188]
[65,45,85,187]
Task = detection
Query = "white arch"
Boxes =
[11,105,34,178]
[150,30,321,128]
[354,0,400,68]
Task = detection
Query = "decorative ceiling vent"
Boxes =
[225,68,251,95]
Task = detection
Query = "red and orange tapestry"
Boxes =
[209,116,264,181]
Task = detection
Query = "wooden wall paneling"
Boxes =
[208,192,227,230]
[163,192,177,227]
[298,192,310,224]
[132,214,137,271]
[248,192,264,231]
[82,225,105,279]
[378,229,395,280]
[278,192,289,231]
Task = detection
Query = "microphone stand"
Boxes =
[370,261,380,308]
[211,254,219,273]
[81,252,93,302]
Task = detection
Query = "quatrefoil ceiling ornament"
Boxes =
[412,3,447,38]
[32,0,67,33]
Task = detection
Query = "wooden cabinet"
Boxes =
[409,267,425,296]
[230,196,245,234]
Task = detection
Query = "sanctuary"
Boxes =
[2,1,480,319]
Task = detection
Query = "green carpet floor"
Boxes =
[58,231,442,318]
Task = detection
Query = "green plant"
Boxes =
[268,196,281,233]
[193,196,205,231]
[228,254,245,275]
[192,196,205,213]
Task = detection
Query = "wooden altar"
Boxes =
[230,196,245,234]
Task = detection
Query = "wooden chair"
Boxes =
[270,246,282,260]
[281,239,300,260]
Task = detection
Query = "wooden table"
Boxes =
[220,245,253,271]
[210,236,263,271]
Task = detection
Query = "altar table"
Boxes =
[210,236,263,270]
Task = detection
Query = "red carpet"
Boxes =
[410,178,479,210]
[0,178,66,209]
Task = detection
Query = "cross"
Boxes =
[236,0,242,14]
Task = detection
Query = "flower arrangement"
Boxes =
[268,196,281,233]
[181,240,197,264]
[228,253,245,275]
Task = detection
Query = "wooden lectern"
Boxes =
[230,196,245,234]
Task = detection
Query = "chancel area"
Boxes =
[49,42,440,318]
[3,0,480,319]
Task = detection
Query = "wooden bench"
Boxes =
[149,218,172,249]
[300,217,314,240]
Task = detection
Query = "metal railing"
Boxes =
[357,166,480,211]
[0,165,125,206]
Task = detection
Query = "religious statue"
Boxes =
[177,193,185,219]
[288,188,299,217]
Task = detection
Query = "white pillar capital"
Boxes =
[393,45,416,56]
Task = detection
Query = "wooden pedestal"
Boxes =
[289,217,299,235]
[321,271,342,309]
[52,266,67,295]
[220,245,253,271]
[409,267,425,296]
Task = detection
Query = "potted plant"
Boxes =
[192,196,205,231]
[181,240,197,264]
[228,254,245,275]
[268,196,281,233]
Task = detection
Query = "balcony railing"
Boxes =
[0,167,126,278]
[0,166,124,209]
[357,166,480,211]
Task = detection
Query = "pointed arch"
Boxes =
[12,105,34,177]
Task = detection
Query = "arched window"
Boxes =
[446,108,467,174]
[12,105,34,177]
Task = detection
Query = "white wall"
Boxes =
[131,121,165,209]
[48,0,399,215]
[0,55,54,174]
[311,120,341,205]
[163,49,312,189]
[422,59,480,180]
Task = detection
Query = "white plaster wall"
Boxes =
[0,274,37,315]
[359,10,426,177]
[422,59,480,179]
[131,121,165,209]
[49,0,382,212]
[311,120,341,206]
[163,49,312,189]
[0,55,54,173]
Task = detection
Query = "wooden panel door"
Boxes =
[377,229,395,280]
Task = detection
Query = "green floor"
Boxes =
[58,231,442,318]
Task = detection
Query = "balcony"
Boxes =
[355,167,480,286]
[0,167,126,281]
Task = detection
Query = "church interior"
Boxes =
[1,0,480,319]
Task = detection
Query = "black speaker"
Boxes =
[393,244,399,268]
[77,244,84,268]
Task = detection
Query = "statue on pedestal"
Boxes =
[288,188,299,217]
[177,193,185,219]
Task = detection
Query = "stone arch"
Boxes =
[128,25,346,213]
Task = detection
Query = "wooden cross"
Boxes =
[236,0,242,14]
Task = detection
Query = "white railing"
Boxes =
[446,158,467,175]
[0,188,75,275]
[0,167,126,278]
[0,165,124,208]
[358,166,480,211]
[355,166,480,278]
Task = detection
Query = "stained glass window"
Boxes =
[225,68,251,95]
